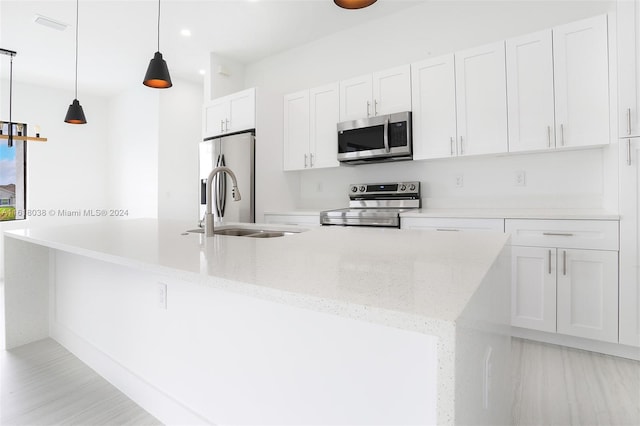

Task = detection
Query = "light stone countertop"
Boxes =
[5,219,510,335]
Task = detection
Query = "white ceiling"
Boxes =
[0,0,425,96]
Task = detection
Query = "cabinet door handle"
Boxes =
[628,108,632,136]
[560,124,565,146]
[310,153,314,167]
[548,250,552,274]
[628,139,633,166]
[563,250,567,276]
[374,100,379,116]
[460,136,465,155]
[367,101,371,117]
[542,232,574,237]
[220,120,225,133]
[304,154,308,168]
[450,137,455,156]
[547,126,552,148]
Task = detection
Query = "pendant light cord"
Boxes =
[74,0,79,99]
[157,0,161,52]
[8,54,13,147]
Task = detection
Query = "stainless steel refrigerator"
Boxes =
[199,132,255,223]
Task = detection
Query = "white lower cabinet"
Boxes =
[511,246,557,333]
[556,249,619,343]
[620,138,640,346]
[263,213,320,227]
[401,217,504,232]
[506,219,619,343]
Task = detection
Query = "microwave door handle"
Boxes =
[383,117,390,153]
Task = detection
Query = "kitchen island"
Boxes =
[4,219,511,425]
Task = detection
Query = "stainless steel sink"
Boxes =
[183,227,301,238]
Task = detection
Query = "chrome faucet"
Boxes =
[204,166,241,237]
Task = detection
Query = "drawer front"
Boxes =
[401,217,504,232]
[264,214,320,226]
[505,219,619,250]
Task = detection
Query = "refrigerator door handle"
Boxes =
[214,154,223,217]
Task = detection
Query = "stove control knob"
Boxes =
[400,184,407,191]
[359,186,366,192]
[351,186,358,193]
[409,184,416,191]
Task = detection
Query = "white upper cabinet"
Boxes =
[506,30,556,152]
[309,83,340,169]
[372,65,412,117]
[618,0,640,138]
[553,15,610,148]
[339,65,411,122]
[283,90,310,171]
[283,84,340,171]
[411,54,458,160]
[203,88,256,139]
[455,41,509,156]
[339,74,372,122]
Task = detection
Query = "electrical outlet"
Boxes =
[515,170,526,187]
[157,282,167,310]
[455,174,464,188]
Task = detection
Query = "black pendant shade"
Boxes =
[334,0,377,9]
[143,51,172,88]
[144,0,172,89]
[65,0,86,124]
[64,99,87,124]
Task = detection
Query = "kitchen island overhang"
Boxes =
[3,219,512,425]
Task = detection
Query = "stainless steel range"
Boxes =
[320,182,421,228]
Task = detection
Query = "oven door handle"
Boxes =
[383,117,390,153]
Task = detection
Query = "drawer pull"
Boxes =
[542,232,574,237]
[436,228,460,232]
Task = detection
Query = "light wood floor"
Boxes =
[1,337,637,426]
[511,338,640,426]
[0,338,162,426]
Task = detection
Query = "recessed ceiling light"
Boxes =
[33,14,68,31]
[199,69,206,76]
[180,29,191,37]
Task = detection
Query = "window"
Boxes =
[0,123,26,221]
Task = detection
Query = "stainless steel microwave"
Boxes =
[337,111,412,165]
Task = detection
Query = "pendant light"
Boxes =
[64,0,87,124]
[143,0,172,88]
[334,0,377,9]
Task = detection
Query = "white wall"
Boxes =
[107,85,159,218]
[0,80,110,278]
[245,0,617,218]
[158,79,202,222]
[107,79,203,223]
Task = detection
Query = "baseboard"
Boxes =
[512,327,640,361]
[50,322,213,425]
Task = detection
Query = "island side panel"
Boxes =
[455,243,512,425]
[51,250,440,425]
[3,236,51,349]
